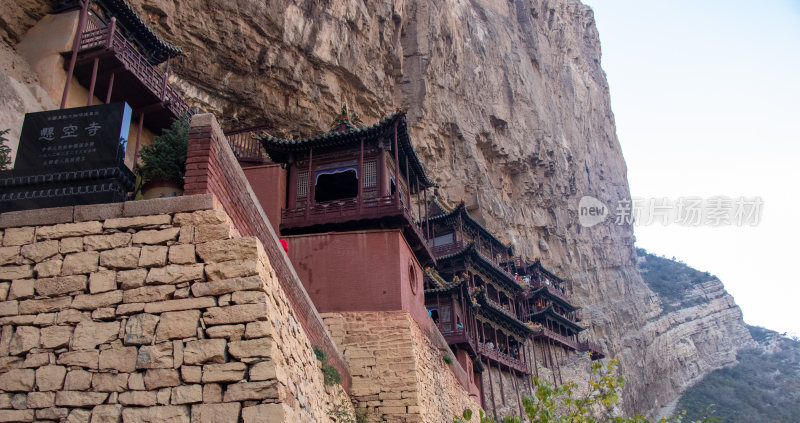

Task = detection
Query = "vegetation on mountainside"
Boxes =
[635,248,717,313]
[454,359,717,423]
[313,346,342,386]
[0,129,12,170]
[677,325,800,422]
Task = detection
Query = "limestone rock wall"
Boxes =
[0,201,352,422]
[323,311,481,422]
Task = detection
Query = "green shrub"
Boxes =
[135,117,189,185]
[0,129,12,170]
[443,354,454,365]
[313,346,342,386]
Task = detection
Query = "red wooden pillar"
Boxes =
[161,57,171,101]
[358,138,364,214]
[132,113,144,167]
[305,147,313,218]
[105,73,115,104]
[61,0,91,109]
[405,154,410,209]
[393,121,400,207]
[86,57,99,106]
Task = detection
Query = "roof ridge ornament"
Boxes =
[329,104,366,134]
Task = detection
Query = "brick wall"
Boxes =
[0,198,354,422]
[183,113,351,392]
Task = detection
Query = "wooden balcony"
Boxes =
[477,343,528,374]
[437,325,477,355]
[532,328,578,351]
[67,25,191,130]
[281,195,434,265]
[224,125,270,165]
[577,340,605,360]
[529,280,570,303]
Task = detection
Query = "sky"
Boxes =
[585,0,800,336]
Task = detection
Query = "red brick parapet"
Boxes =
[184,113,352,392]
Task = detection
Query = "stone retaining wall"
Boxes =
[0,198,353,422]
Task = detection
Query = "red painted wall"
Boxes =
[285,229,430,328]
[242,164,286,235]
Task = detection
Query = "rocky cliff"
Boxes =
[0,0,754,416]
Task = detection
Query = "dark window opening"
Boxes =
[315,169,358,203]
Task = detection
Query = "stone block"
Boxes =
[201,362,246,383]
[182,339,226,365]
[54,391,108,407]
[61,251,99,275]
[204,260,260,281]
[116,268,148,289]
[205,324,244,340]
[0,247,19,266]
[173,210,229,226]
[249,360,276,381]
[224,382,278,402]
[33,259,62,278]
[55,308,85,324]
[72,290,123,310]
[71,321,119,350]
[155,310,200,342]
[103,215,171,230]
[245,322,272,339]
[116,303,145,316]
[118,391,157,407]
[0,369,34,391]
[19,297,72,314]
[123,285,175,303]
[9,326,39,356]
[135,343,173,369]
[168,245,195,264]
[143,297,215,314]
[0,409,34,422]
[201,383,222,403]
[171,385,202,405]
[3,228,35,246]
[40,325,72,349]
[195,238,264,264]
[66,408,92,423]
[60,237,84,254]
[22,352,50,368]
[91,372,128,392]
[124,313,159,345]
[203,303,268,325]
[180,366,201,383]
[35,365,66,391]
[120,405,189,423]
[83,233,131,251]
[89,404,122,423]
[0,265,33,281]
[193,224,235,243]
[36,407,68,420]
[74,202,123,222]
[33,275,87,296]
[19,240,59,262]
[89,270,117,293]
[127,373,145,390]
[190,276,262,297]
[231,291,266,305]
[99,247,141,269]
[143,368,180,390]
[63,370,92,390]
[145,264,204,285]
[190,403,240,423]
[132,228,180,245]
[26,392,55,409]
[37,221,103,240]
[139,246,167,267]
[57,350,99,369]
[0,300,17,317]
[228,338,273,359]
[99,346,138,373]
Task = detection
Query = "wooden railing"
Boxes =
[477,343,528,373]
[437,325,477,353]
[533,328,578,350]
[577,340,604,358]
[530,279,570,303]
[431,240,466,257]
[224,125,270,163]
[78,26,191,119]
[525,305,579,325]
[485,296,518,319]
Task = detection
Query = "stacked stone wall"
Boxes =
[0,197,352,422]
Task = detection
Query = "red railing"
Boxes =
[431,240,466,257]
[485,296,518,319]
[224,125,270,163]
[477,343,528,373]
[530,279,570,303]
[526,305,579,325]
[78,26,191,119]
[437,325,477,353]
[533,328,578,350]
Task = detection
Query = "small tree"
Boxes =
[0,129,13,170]
[135,117,189,185]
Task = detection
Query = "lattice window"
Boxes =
[363,161,376,188]
[296,171,308,198]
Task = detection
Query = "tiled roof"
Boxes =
[428,200,512,253]
[102,0,183,64]
[474,290,533,335]
[435,242,524,292]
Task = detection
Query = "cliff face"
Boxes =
[0,0,754,416]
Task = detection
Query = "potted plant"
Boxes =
[135,117,189,199]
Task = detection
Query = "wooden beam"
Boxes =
[61,0,90,108]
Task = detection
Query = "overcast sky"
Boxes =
[585,0,800,336]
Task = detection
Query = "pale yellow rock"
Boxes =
[22,352,50,368]
[231,290,266,305]
[92,307,116,320]
[204,260,260,281]
[33,259,62,278]
[19,240,59,262]
[72,290,123,310]
[157,387,172,405]
[224,381,278,402]
[116,302,145,316]
[203,304,268,325]
[202,383,222,403]
[99,247,141,269]
[88,270,116,293]
[71,320,119,350]
[35,365,66,391]
[117,268,148,289]
[9,326,39,356]
[139,245,168,267]
[124,313,159,345]
[0,246,20,266]
[83,233,131,251]
[61,251,99,275]
[155,310,200,342]
[123,285,175,303]
[228,338,273,359]
[201,362,246,383]
[40,325,72,349]
[0,409,34,422]
[91,372,128,392]
[19,297,72,314]
[128,372,145,390]
[0,265,33,281]
[57,350,99,369]
[245,321,273,339]
[26,391,55,409]
[118,390,157,406]
[135,342,173,369]
[54,308,84,324]
[33,274,87,296]
[0,368,34,391]
[205,324,244,340]
[193,224,234,243]
[249,360,277,381]
[66,408,92,423]
[60,237,83,254]
[99,346,138,373]
[182,339,226,365]
[195,237,265,264]
[36,407,69,420]
[173,210,229,226]
[8,279,33,300]
[143,297,216,314]
[180,365,201,383]
[146,264,204,285]
[168,244,195,264]
[0,300,18,317]
[190,276,262,297]
[171,384,202,405]
[4,227,35,246]
[120,405,189,423]
[32,312,55,325]
[90,404,122,423]
[63,369,92,390]
[0,281,8,300]
[103,215,171,230]
[37,222,103,240]
[190,402,241,423]
[178,226,194,244]
[132,228,180,245]
[54,391,108,407]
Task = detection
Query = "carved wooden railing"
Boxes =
[78,26,191,119]
[530,279,570,303]
[224,125,270,163]
[577,340,604,357]
[533,327,578,350]
[477,343,528,373]
[431,240,466,257]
